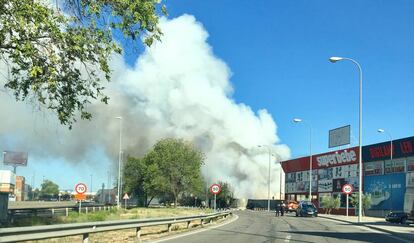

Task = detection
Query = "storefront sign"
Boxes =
[316,149,357,167]
[363,136,414,162]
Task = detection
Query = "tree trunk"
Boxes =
[146,196,154,207]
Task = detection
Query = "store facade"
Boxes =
[282,135,414,216]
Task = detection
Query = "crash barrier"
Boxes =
[0,211,232,242]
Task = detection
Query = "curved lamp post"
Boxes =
[293,118,312,201]
[115,116,123,209]
[378,128,393,212]
[258,145,272,212]
[329,56,363,223]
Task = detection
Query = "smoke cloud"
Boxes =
[0,15,290,198]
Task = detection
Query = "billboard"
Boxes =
[364,173,406,210]
[3,151,28,166]
[363,136,414,162]
[329,125,351,148]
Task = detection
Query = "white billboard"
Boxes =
[329,125,351,148]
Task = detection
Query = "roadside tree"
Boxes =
[0,0,166,128]
[39,180,59,200]
[124,156,165,207]
[350,193,372,216]
[144,138,205,206]
[320,196,340,214]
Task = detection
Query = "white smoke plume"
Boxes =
[0,14,290,198]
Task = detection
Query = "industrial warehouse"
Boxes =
[281,135,414,216]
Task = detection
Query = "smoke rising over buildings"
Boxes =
[0,15,290,198]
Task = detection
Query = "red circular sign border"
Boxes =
[75,183,88,194]
[342,184,353,194]
[210,183,221,195]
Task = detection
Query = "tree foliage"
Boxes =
[0,0,166,128]
[40,179,59,199]
[350,193,372,216]
[320,196,340,214]
[145,138,205,206]
[124,138,205,207]
[124,156,165,207]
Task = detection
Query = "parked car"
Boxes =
[295,201,318,217]
[285,200,299,212]
[385,212,409,224]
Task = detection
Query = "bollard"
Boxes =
[66,208,69,217]
[51,208,55,216]
[83,233,89,243]
[136,227,141,242]
[201,218,204,227]
[168,223,172,232]
[187,221,191,229]
[86,207,88,214]
[93,206,95,212]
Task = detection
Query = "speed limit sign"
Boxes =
[342,184,353,195]
[210,184,221,195]
[75,183,87,194]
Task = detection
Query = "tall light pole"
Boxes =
[115,116,123,209]
[90,174,93,197]
[378,128,393,212]
[258,145,272,212]
[329,56,363,222]
[272,154,284,200]
[293,118,312,201]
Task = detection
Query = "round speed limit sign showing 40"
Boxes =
[210,184,221,195]
[75,183,87,194]
[342,184,353,195]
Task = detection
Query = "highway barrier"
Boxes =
[0,211,232,242]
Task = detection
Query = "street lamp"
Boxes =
[258,145,272,212]
[115,116,123,209]
[330,56,363,223]
[272,154,284,200]
[378,128,393,212]
[293,118,312,201]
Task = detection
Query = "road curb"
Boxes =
[319,215,413,242]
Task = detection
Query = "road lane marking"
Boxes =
[148,214,240,243]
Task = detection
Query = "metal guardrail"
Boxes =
[0,211,232,242]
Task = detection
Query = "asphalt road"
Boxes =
[152,210,410,243]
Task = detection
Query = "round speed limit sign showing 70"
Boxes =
[342,184,353,195]
[75,183,87,194]
[210,184,221,195]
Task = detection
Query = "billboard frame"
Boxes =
[329,125,351,148]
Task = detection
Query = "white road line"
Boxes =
[147,214,240,243]
[284,235,291,242]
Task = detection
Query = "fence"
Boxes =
[0,211,232,242]
[8,205,117,221]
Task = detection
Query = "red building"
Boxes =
[282,147,360,215]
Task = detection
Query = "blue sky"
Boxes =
[2,0,414,192]
[163,0,414,156]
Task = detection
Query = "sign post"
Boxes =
[75,183,87,213]
[209,184,221,211]
[342,184,353,217]
[123,193,130,210]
